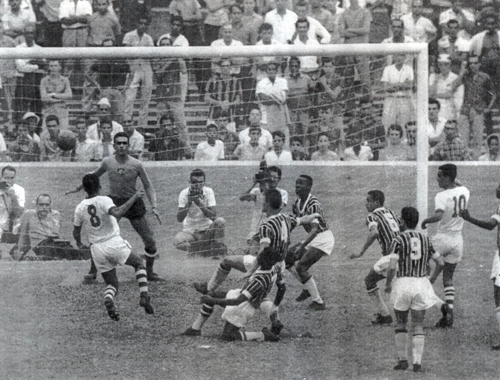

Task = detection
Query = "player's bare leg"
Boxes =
[289,248,326,310]
[492,284,500,350]
[101,269,120,321]
[365,269,392,324]
[393,309,409,370]
[125,251,154,315]
[129,217,162,282]
[194,255,248,295]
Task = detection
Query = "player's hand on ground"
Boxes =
[152,207,162,225]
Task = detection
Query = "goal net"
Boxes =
[0,43,430,247]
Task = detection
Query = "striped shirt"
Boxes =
[242,265,283,309]
[388,230,439,278]
[292,194,329,234]
[366,207,401,256]
[259,213,299,263]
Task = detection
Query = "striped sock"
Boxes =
[444,286,455,309]
[104,285,117,302]
[135,268,148,295]
[304,277,323,304]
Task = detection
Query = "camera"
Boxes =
[0,181,9,190]
[188,186,202,197]
[253,170,270,184]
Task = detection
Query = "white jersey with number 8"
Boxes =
[74,196,121,244]
[435,186,470,233]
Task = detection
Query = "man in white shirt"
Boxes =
[291,17,321,73]
[439,0,475,40]
[194,124,225,161]
[86,97,123,142]
[264,0,297,44]
[1,0,36,44]
[381,18,415,65]
[427,97,447,148]
[400,0,437,43]
[0,165,25,246]
[59,0,92,47]
[294,1,331,44]
[210,23,244,74]
[122,115,144,160]
[239,107,273,150]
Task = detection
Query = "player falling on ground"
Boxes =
[188,189,320,336]
[286,175,335,311]
[67,132,163,282]
[421,163,470,328]
[385,207,444,373]
[350,190,400,325]
[73,174,154,321]
[460,182,500,350]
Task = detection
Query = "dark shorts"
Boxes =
[109,196,147,220]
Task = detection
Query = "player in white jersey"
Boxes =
[73,174,154,321]
[460,182,500,350]
[421,163,470,328]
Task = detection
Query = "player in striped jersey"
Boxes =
[286,175,335,311]
[460,183,500,350]
[72,174,154,321]
[350,190,401,324]
[186,189,319,337]
[421,164,470,328]
[385,207,444,373]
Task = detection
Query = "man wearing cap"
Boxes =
[400,0,437,43]
[21,112,41,143]
[86,97,123,142]
[429,54,463,121]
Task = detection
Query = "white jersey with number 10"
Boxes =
[435,186,470,233]
[73,196,121,244]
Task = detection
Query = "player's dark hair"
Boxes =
[113,131,129,144]
[45,114,59,126]
[82,173,100,195]
[368,190,385,206]
[438,163,457,181]
[1,165,16,176]
[190,168,205,181]
[257,246,280,270]
[299,174,313,186]
[207,123,218,131]
[296,17,310,29]
[429,97,441,110]
[36,193,51,205]
[401,206,419,229]
[265,189,282,210]
[268,165,282,179]
[258,22,273,34]
[388,124,403,138]
[272,131,285,140]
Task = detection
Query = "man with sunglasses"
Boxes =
[67,132,162,281]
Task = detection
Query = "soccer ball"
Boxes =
[57,130,77,151]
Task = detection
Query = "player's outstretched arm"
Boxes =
[350,228,378,259]
[421,210,444,229]
[65,164,107,195]
[459,209,498,231]
[109,191,144,220]
[137,166,161,223]
[200,293,247,308]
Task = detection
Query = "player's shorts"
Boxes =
[391,277,438,311]
[221,288,257,328]
[109,196,146,220]
[431,232,463,264]
[91,235,132,273]
[307,230,335,256]
[243,254,285,273]
[491,250,500,287]
[373,255,391,276]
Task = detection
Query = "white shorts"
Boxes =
[243,254,285,273]
[373,255,391,277]
[221,288,256,328]
[431,233,463,264]
[91,235,132,273]
[491,250,500,287]
[391,277,437,311]
[307,230,335,255]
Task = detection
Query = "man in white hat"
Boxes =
[429,54,463,121]
[22,112,41,143]
[86,97,123,143]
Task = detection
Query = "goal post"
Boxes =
[1,42,429,219]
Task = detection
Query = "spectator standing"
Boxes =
[291,17,321,73]
[71,115,95,162]
[431,119,469,161]
[0,165,25,244]
[322,0,344,44]
[381,18,415,66]
[264,0,297,44]
[400,0,437,43]
[255,23,284,81]
[86,0,121,47]
[213,109,239,160]
[40,59,72,129]
[115,0,151,40]
[309,0,334,30]
[367,0,391,44]
[230,4,258,45]
[204,0,231,45]
[194,123,225,161]
[122,115,144,160]
[429,54,463,121]
[436,19,470,74]
[13,24,46,124]
[168,0,203,47]
[426,97,446,148]
[387,0,412,20]
[294,1,331,44]
[241,0,263,36]
[0,19,16,126]
[439,0,475,40]
[39,114,65,161]
[59,0,91,46]
[122,16,154,129]
[317,57,345,134]
[210,23,244,75]
[1,0,36,44]
[34,0,63,47]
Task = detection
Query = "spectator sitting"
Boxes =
[22,111,41,139]
[13,193,89,261]
[9,120,40,161]
[214,110,239,160]
[431,119,469,161]
[404,120,418,160]
[343,132,373,161]
[427,97,446,148]
[71,115,95,162]
[378,124,413,161]
[479,133,500,161]
[40,114,66,161]
[1,0,36,44]
[291,136,308,160]
[121,115,144,160]
[86,0,121,47]
[194,123,225,162]
[90,116,114,161]
[264,131,293,165]
[311,132,339,161]
[234,125,268,161]
[40,59,72,130]
[148,114,190,161]
[0,165,25,245]
[238,108,273,150]
[86,97,123,142]
[436,19,470,74]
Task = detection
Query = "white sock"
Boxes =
[304,277,323,304]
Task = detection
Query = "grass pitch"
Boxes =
[1,164,500,379]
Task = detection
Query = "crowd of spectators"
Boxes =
[1,0,500,162]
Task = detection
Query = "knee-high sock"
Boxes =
[368,287,390,316]
[135,268,148,295]
[192,303,214,330]
[304,277,323,304]
[412,334,425,365]
[207,265,230,292]
[444,286,455,309]
[395,329,408,361]
[104,285,117,302]
[237,331,265,341]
